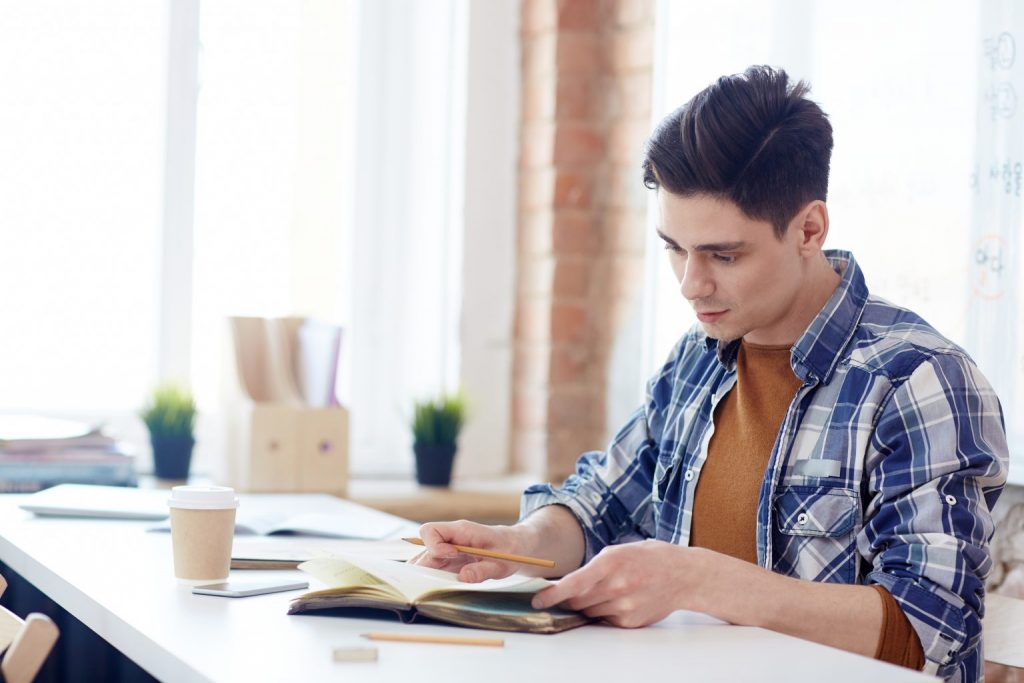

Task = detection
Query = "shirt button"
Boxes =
[797,513,809,525]
[684,469,695,482]
[945,495,957,506]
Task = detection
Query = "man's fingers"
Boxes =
[418,522,452,545]
[579,598,617,619]
[531,564,605,609]
[458,559,510,583]
[417,523,466,560]
[415,520,519,582]
[408,550,454,569]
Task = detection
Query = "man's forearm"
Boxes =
[690,548,883,658]
[514,504,586,578]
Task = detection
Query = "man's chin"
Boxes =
[698,321,741,343]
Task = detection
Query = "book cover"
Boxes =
[0,459,135,482]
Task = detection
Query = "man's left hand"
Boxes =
[530,540,710,628]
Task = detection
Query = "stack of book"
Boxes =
[0,415,137,493]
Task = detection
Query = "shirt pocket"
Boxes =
[772,485,860,584]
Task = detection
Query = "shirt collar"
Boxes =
[706,250,868,384]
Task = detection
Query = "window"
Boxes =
[0,2,167,447]
[0,0,518,482]
[189,0,357,476]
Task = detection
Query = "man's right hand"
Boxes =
[410,506,585,582]
[409,520,524,582]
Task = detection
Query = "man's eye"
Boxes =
[712,253,736,263]
[662,243,683,254]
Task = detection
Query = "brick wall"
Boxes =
[513,0,654,481]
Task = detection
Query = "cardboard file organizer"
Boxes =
[225,317,348,496]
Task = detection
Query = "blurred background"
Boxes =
[0,0,1019,488]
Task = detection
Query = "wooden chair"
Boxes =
[0,574,59,683]
[985,592,1024,682]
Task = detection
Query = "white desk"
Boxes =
[0,494,936,683]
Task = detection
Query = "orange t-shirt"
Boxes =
[689,340,923,670]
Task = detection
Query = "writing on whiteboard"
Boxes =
[983,31,1015,71]
[972,234,1007,301]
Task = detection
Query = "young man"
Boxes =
[412,66,1008,682]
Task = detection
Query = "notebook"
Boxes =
[148,509,407,540]
[289,554,591,633]
[18,484,169,520]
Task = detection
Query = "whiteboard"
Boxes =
[969,2,1024,473]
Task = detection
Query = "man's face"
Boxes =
[657,191,809,346]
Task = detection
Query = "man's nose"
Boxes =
[679,259,713,301]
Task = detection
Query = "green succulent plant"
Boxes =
[140,383,197,440]
[412,392,466,449]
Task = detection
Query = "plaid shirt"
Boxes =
[522,251,1008,682]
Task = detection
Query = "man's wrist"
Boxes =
[675,546,715,615]
[508,515,546,557]
[674,547,775,623]
[511,504,585,576]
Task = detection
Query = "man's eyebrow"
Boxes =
[694,241,746,252]
[655,230,746,252]
[655,229,678,246]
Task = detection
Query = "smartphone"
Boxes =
[191,579,309,598]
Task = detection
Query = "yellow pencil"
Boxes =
[361,632,505,647]
[402,537,556,569]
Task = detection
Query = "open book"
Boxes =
[288,554,591,633]
[231,511,405,539]
[230,537,418,570]
[150,509,409,540]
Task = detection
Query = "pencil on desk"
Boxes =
[402,537,555,569]
[361,632,505,647]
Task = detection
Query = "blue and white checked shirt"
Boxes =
[522,251,1008,682]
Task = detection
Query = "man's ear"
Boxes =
[792,200,829,255]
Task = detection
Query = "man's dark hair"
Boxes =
[642,65,833,239]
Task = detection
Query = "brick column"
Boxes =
[513,0,654,481]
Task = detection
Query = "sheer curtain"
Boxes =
[0,0,513,481]
[193,0,480,478]
[0,2,167,448]
[346,0,465,476]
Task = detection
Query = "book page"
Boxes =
[309,554,553,604]
[268,512,405,540]
[150,509,409,539]
[149,511,279,536]
[298,557,405,604]
[232,537,418,564]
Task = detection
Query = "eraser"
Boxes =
[332,646,379,663]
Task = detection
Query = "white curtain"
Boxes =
[346,0,466,475]
[0,2,166,428]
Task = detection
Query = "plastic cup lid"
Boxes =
[167,485,239,510]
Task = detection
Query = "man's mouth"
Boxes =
[696,310,727,323]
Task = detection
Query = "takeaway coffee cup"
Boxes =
[168,485,238,583]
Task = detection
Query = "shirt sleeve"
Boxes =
[857,352,1008,681]
[519,336,689,564]
[870,584,925,670]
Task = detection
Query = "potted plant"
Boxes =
[411,392,466,487]
[141,383,197,480]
